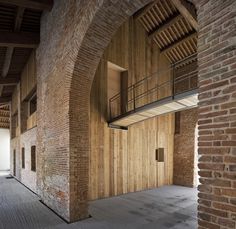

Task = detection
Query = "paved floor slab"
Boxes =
[0,174,197,229]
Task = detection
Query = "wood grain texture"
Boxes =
[89,17,174,200]
[21,50,36,101]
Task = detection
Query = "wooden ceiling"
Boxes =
[0,0,53,128]
[136,0,197,63]
[0,104,10,128]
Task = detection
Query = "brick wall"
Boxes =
[36,0,153,222]
[21,127,37,193]
[196,0,236,228]
[174,108,198,187]
[10,137,20,179]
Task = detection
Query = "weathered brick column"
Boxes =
[36,0,152,222]
[196,0,236,228]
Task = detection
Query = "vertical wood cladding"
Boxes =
[90,17,174,200]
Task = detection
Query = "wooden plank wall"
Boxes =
[21,50,36,101]
[89,17,174,200]
[11,86,18,115]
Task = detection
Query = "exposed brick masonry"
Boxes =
[196,0,236,228]
[36,0,153,222]
[174,108,198,187]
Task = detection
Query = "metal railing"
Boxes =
[109,55,198,120]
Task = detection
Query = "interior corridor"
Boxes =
[0,174,197,229]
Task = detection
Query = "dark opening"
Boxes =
[29,94,37,115]
[22,148,25,169]
[31,146,36,172]
[13,150,16,176]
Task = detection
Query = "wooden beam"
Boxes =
[0,105,7,108]
[0,86,3,96]
[0,109,10,113]
[149,13,182,39]
[0,116,9,120]
[134,0,156,20]
[0,31,39,48]
[171,0,198,31]
[0,122,10,127]
[0,97,11,104]
[0,0,53,11]
[0,77,19,86]
[161,31,197,54]
[0,7,25,97]
[2,48,14,78]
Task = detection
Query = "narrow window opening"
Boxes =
[22,148,25,169]
[31,146,36,172]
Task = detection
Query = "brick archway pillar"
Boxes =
[194,0,236,228]
[37,0,153,223]
[37,0,236,226]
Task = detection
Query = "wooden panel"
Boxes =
[27,111,37,130]
[11,86,18,115]
[21,50,36,101]
[89,17,174,200]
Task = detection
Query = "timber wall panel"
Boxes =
[21,50,36,101]
[89,17,174,200]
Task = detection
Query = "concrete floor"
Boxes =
[0,174,197,229]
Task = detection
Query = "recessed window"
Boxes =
[156,148,164,162]
[31,146,36,172]
[29,94,37,116]
[22,148,25,169]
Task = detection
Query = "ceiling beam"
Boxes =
[0,97,11,104]
[171,0,198,31]
[149,13,182,39]
[134,0,156,20]
[2,48,14,78]
[0,104,9,108]
[0,77,19,86]
[0,122,10,127]
[0,31,39,48]
[0,0,53,11]
[0,86,3,96]
[0,7,25,97]
[161,31,197,54]
[0,109,10,113]
[0,116,9,120]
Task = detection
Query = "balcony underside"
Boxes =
[109,89,198,128]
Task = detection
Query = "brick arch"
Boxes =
[68,0,201,223]
[68,0,153,222]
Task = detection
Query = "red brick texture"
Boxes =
[174,108,198,187]
[36,0,152,222]
[195,0,236,228]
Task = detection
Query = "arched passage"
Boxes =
[68,0,154,222]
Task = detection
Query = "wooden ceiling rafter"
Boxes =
[134,1,156,21]
[0,76,19,85]
[0,5,25,97]
[0,0,53,11]
[148,13,182,39]
[137,0,197,64]
[0,96,11,104]
[0,0,52,105]
[0,31,39,48]
[171,0,198,31]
